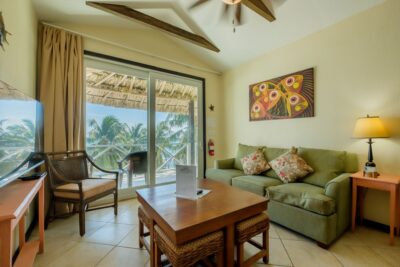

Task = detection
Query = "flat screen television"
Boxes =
[0,80,44,188]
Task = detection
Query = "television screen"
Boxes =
[0,80,43,187]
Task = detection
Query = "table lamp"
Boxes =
[352,115,389,177]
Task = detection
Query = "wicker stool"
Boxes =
[154,225,224,267]
[235,212,269,267]
[138,205,151,252]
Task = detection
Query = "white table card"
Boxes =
[176,165,197,200]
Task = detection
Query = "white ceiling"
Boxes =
[33,0,385,72]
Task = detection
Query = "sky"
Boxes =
[86,103,168,130]
[0,100,170,133]
[0,100,37,127]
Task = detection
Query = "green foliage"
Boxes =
[0,119,35,178]
[86,113,193,171]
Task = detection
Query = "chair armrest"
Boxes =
[214,158,235,169]
[86,156,119,178]
[324,173,351,234]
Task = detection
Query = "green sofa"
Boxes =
[205,144,358,246]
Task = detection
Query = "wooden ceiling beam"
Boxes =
[86,1,220,52]
[242,0,276,22]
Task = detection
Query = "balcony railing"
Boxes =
[86,141,197,188]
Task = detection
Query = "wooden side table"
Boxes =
[0,176,45,267]
[351,171,400,245]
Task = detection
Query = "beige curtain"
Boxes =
[38,24,84,152]
[37,24,84,215]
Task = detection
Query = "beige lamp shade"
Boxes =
[352,116,389,139]
[222,0,241,4]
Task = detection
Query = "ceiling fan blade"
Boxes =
[235,3,242,25]
[242,0,276,22]
[188,0,211,10]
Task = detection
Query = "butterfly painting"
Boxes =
[0,12,11,51]
[249,68,314,121]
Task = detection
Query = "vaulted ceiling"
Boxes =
[33,0,385,72]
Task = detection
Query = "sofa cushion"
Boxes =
[298,147,346,187]
[234,144,264,171]
[267,183,336,216]
[263,147,289,179]
[269,148,313,183]
[232,175,282,196]
[205,168,244,185]
[241,149,270,175]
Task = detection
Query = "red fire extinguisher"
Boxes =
[208,139,215,156]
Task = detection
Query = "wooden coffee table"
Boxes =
[136,179,268,267]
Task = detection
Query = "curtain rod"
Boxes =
[41,22,222,76]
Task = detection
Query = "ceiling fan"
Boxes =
[189,0,276,26]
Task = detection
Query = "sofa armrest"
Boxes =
[324,173,351,235]
[214,158,235,169]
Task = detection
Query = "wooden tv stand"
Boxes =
[0,176,45,267]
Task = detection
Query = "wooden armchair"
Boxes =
[45,150,118,236]
[117,151,147,187]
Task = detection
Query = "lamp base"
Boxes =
[364,162,379,178]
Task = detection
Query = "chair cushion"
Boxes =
[267,183,336,216]
[232,175,282,196]
[205,168,244,185]
[234,144,265,171]
[262,147,290,179]
[241,149,270,175]
[54,179,116,200]
[298,147,346,187]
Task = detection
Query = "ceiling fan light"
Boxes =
[222,0,241,5]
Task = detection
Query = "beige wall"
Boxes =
[0,0,37,97]
[0,0,38,252]
[52,24,224,168]
[222,0,400,225]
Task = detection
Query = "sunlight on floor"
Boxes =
[32,199,400,267]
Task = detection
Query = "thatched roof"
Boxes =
[0,80,32,101]
[86,68,198,114]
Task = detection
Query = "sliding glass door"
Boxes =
[85,56,204,194]
[153,75,203,185]
[85,58,149,190]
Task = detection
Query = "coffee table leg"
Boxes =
[225,224,234,267]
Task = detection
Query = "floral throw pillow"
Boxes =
[241,149,271,175]
[269,147,313,183]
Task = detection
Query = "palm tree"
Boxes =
[0,119,35,177]
[87,116,126,170]
[155,113,191,169]
[87,115,125,145]
[86,112,194,172]
[122,123,147,152]
[0,119,35,148]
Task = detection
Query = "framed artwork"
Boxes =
[249,68,314,121]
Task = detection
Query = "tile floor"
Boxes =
[31,199,400,267]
